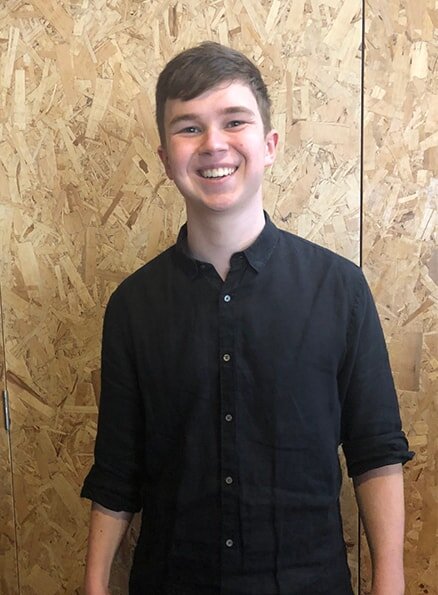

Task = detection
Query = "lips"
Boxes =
[198,166,238,179]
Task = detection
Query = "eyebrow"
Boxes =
[168,106,256,128]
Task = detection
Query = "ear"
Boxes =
[158,145,174,180]
[264,129,279,167]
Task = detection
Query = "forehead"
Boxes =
[163,81,261,124]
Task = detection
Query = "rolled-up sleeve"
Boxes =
[81,288,145,512]
[339,271,414,477]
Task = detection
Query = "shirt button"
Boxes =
[225,413,233,422]
[223,353,231,362]
[225,539,233,548]
[224,294,231,302]
[225,476,233,485]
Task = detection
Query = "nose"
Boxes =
[199,126,227,155]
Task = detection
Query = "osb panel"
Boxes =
[362,1,438,594]
[0,0,361,592]
[0,283,19,595]
[0,434,18,595]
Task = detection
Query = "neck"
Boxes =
[186,205,265,280]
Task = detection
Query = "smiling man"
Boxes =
[81,42,413,595]
[157,81,277,279]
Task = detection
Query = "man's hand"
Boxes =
[370,585,404,595]
[83,583,111,595]
[354,464,405,595]
[83,503,133,595]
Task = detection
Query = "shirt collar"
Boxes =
[243,212,279,272]
[174,211,279,278]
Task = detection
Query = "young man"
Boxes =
[82,42,413,595]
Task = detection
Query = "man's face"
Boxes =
[158,81,278,216]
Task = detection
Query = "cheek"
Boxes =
[170,146,192,170]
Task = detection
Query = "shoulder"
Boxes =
[106,244,176,312]
[277,227,364,287]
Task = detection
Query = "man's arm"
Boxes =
[84,502,133,595]
[353,463,405,595]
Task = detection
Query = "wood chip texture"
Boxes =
[0,1,434,594]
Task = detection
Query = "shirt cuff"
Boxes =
[343,431,414,477]
[81,464,142,513]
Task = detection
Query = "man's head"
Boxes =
[155,41,272,146]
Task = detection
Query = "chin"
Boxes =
[202,199,244,213]
[186,194,241,213]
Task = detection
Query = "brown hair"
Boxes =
[155,41,272,145]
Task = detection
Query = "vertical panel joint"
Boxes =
[3,389,11,431]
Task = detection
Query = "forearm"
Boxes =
[84,502,133,595]
[353,463,405,595]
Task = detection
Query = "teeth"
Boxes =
[200,167,236,178]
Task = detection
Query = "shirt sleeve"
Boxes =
[339,270,414,477]
[81,288,145,512]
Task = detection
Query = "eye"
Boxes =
[227,120,245,128]
[179,126,200,134]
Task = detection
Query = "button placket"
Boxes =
[218,278,240,570]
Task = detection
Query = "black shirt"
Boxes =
[81,215,412,594]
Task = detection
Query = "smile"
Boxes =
[198,167,237,179]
